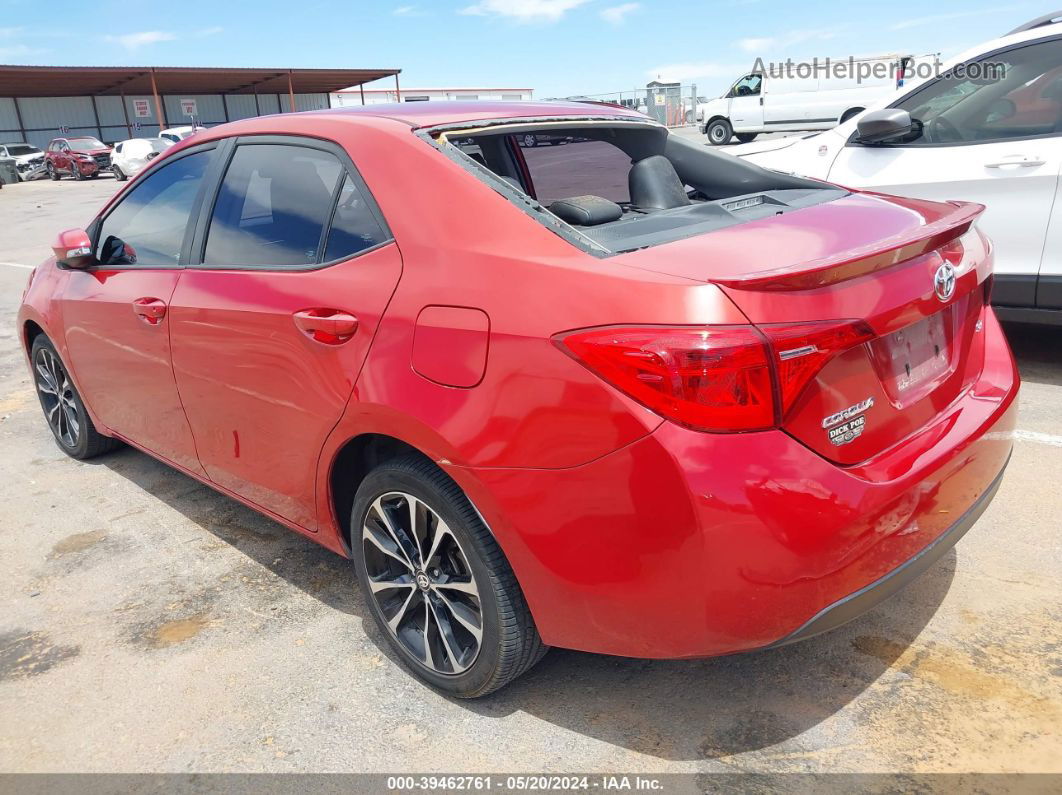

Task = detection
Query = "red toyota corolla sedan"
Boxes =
[18,102,1018,697]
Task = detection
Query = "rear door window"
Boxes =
[204,143,344,267]
[323,174,389,261]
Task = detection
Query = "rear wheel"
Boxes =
[351,456,546,697]
[705,118,733,145]
[735,133,758,143]
[31,336,120,460]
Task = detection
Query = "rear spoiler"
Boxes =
[713,200,984,291]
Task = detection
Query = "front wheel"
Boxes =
[48,164,60,181]
[705,118,733,145]
[352,456,547,697]
[71,164,84,181]
[30,336,121,459]
[112,165,127,181]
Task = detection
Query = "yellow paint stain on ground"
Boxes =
[49,529,106,557]
[854,635,1054,707]
[150,615,210,648]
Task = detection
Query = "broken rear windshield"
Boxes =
[439,121,844,255]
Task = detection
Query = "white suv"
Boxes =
[159,125,206,145]
[731,12,1062,325]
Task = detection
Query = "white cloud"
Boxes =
[105,30,178,50]
[393,5,424,15]
[459,0,591,22]
[0,44,47,60]
[737,27,841,54]
[196,26,224,36]
[600,2,639,24]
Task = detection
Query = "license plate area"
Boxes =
[869,301,962,407]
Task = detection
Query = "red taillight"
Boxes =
[760,320,874,418]
[556,326,775,432]
[555,320,873,433]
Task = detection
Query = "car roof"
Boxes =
[307,100,649,128]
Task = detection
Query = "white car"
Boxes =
[110,137,172,181]
[698,53,927,145]
[0,142,46,181]
[159,125,206,145]
[731,12,1062,324]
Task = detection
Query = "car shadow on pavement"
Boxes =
[1001,321,1062,386]
[94,445,955,762]
[95,450,369,619]
[464,555,954,761]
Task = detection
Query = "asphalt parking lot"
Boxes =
[0,167,1060,775]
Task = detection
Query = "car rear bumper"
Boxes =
[765,453,1008,649]
[453,309,1019,658]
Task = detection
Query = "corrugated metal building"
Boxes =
[0,66,401,149]
[331,86,533,107]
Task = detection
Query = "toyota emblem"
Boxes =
[934,262,956,302]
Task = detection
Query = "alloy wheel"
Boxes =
[35,347,79,448]
[361,491,483,675]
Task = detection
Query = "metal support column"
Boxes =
[287,71,296,113]
[394,73,402,102]
[12,97,26,144]
[360,84,366,105]
[89,95,103,141]
[149,68,167,130]
[119,88,132,138]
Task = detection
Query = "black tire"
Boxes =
[48,163,60,181]
[113,165,127,182]
[705,118,733,145]
[351,455,547,697]
[30,336,121,460]
[71,164,84,181]
[735,133,758,143]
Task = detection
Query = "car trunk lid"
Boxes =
[614,193,991,464]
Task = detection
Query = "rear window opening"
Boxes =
[437,120,845,254]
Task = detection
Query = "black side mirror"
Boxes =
[856,109,915,145]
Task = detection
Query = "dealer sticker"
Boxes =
[822,397,874,447]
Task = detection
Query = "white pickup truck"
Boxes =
[698,54,931,144]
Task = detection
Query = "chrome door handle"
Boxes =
[985,156,1045,169]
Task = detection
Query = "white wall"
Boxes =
[330,88,532,107]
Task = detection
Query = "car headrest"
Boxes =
[629,155,691,211]
[548,195,623,226]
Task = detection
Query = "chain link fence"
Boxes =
[549,84,705,127]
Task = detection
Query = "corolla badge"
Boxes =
[934,261,956,302]
[822,397,874,447]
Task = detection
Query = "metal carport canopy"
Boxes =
[0,65,401,98]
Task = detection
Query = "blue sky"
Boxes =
[0,0,1043,99]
